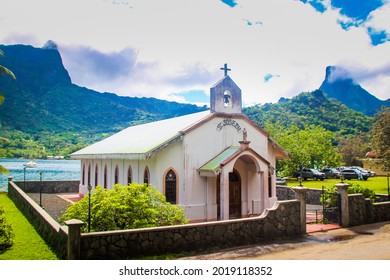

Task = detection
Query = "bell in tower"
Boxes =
[210,64,242,114]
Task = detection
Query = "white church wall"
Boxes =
[179,115,273,221]
[206,177,218,221]
[154,141,183,202]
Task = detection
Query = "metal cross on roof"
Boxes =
[220,63,231,76]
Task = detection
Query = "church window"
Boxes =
[95,164,98,187]
[114,165,119,184]
[223,90,232,107]
[104,165,108,189]
[127,166,132,185]
[87,164,91,186]
[165,169,177,204]
[144,166,150,185]
[82,164,85,185]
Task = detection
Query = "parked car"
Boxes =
[293,168,325,181]
[340,169,368,180]
[276,177,287,186]
[321,168,340,179]
[350,166,376,177]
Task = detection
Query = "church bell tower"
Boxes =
[210,64,242,114]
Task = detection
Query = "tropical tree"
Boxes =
[0,49,16,102]
[265,122,342,177]
[338,133,370,166]
[370,106,390,172]
[0,49,16,173]
[59,184,188,233]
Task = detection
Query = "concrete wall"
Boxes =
[13,180,79,193]
[80,200,301,259]
[8,180,68,259]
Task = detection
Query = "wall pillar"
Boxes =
[8,176,13,191]
[336,183,350,227]
[220,170,229,220]
[65,219,85,260]
[292,186,308,234]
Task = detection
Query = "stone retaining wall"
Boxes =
[8,180,68,259]
[80,200,302,260]
[349,194,390,226]
[277,186,322,205]
[13,180,79,193]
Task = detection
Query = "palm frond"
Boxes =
[0,66,16,79]
[0,165,10,174]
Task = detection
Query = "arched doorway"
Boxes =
[229,170,241,218]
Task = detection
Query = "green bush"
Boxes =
[320,183,378,207]
[59,184,188,233]
[348,184,377,202]
[0,205,14,251]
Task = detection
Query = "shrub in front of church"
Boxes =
[0,205,14,251]
[59,184,188,232]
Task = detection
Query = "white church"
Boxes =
[71,66,288,222]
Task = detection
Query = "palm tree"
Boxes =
[0,49,16,174]
[0,49,16,103]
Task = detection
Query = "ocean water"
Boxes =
[0,159,81,192]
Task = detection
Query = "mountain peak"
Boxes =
[324,65,354,83]
[320,65,388,116]
[43,40,59,50]
[0,44,71,88]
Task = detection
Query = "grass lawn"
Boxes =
[0,192,59,260]
[285,176,390,195]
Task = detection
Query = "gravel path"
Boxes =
[27,193,76,222]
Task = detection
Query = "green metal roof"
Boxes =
[71,110,210,159]
[198,146,240,174]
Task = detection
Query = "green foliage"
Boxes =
[370,106,390,172]
[59,184,188,233]
[0,48,15,173]
[0,204,14,251]
[0,193,58,259]
[338,133,371,166]
[265,122,342,177]
[244,90,373,137]
[0,48,16,102]
[319,185,337,207]
[320,183,378,207]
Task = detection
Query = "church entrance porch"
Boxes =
[198,142,274,221]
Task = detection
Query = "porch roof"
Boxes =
[197,146,240,176]
[198,142,272,177]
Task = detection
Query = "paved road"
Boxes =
[182,221,390,260]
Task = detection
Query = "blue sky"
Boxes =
[301,0,388,45]
[1,0,389,106]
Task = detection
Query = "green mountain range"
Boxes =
[0,44,206,134]
[0,44,377,158]
[243,89,373,136]
[0,44,207,157]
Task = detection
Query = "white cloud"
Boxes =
[1,0,389,105]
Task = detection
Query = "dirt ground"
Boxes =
[181,221,390,260]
